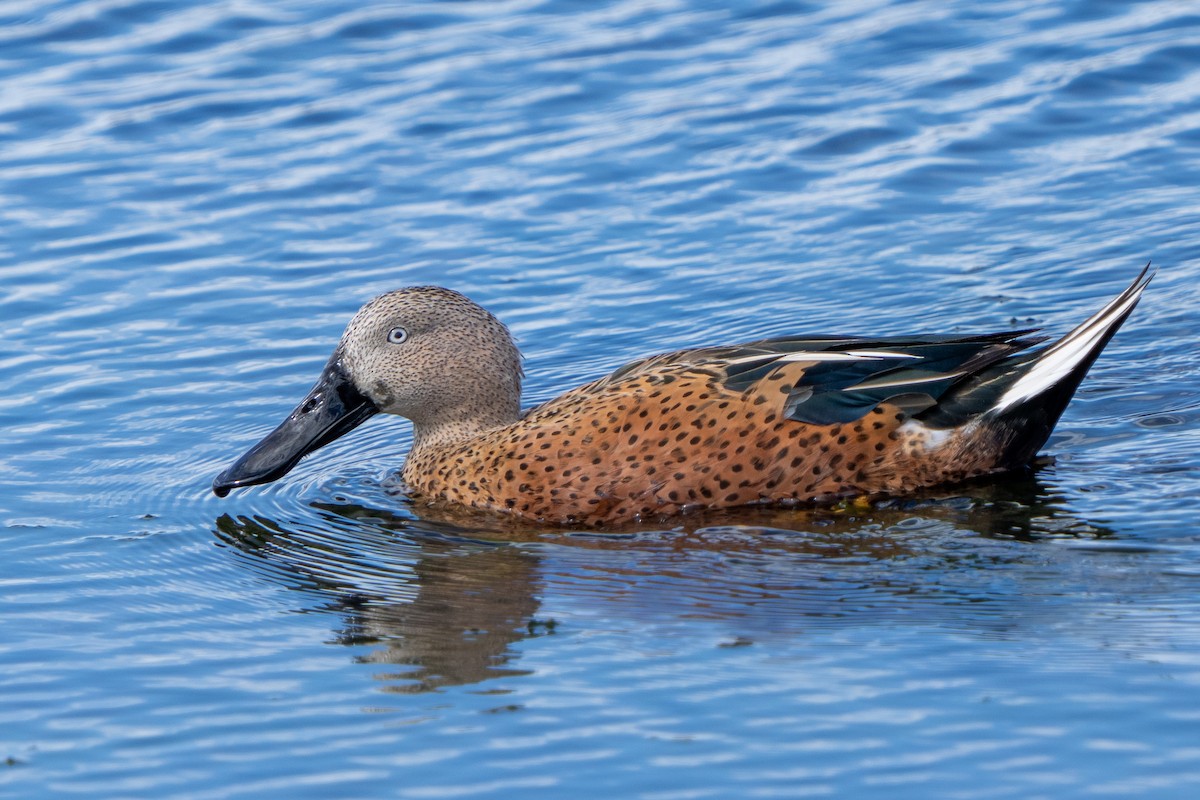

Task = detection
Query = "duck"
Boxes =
[213,266,1154,525]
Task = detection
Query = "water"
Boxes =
[3,0,1200,796]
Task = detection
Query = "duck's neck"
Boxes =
[408,400,520,458]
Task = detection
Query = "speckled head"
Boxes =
[340,286,522,431]
[212,286,522,496]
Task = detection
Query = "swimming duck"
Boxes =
[214,266,1153,525]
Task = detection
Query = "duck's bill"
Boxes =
[212,353,378,497]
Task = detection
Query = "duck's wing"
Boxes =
[600,330,1047,426]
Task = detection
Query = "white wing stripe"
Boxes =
[724,349,918,366]
[775,350,916,363]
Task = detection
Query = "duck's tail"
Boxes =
[931,265,1154,470]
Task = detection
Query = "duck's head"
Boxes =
[213,286,522,497]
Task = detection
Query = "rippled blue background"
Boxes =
[3,1,1200,797]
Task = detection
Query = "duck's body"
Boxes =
[403,333,1035,523]
[215,267,1153,526]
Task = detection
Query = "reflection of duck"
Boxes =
[213,268,1152,525]
[212,479,1113,691]
[214,511,543,693]
[387,465,1114,544]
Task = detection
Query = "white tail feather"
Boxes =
[993,268,1152,413]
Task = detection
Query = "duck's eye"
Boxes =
[387,326,409,344]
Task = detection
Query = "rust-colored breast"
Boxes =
[401,360,1005,526]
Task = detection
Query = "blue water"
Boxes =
[3,0,1200,797]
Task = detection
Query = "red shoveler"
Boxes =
[214,266,1153,525]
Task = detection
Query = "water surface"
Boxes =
[3,1,1200,797]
